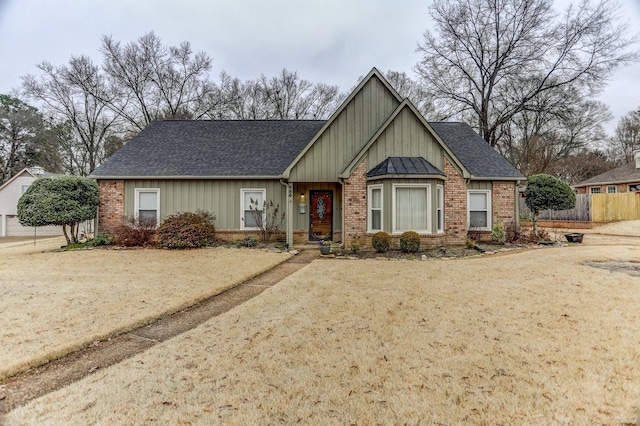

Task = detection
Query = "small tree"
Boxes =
[247,198,285,243]
[17,176,99,245]
[525,174,576,238]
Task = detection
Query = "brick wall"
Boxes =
[443,158,467,245]
[493,182,516,228]
[343,159,368,247]
[98,180,124,234]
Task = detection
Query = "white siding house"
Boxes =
[0,167,63,237]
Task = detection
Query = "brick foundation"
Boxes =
[98,180,125,234]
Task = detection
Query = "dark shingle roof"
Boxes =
[574,161,640,187]
[91,120,326,177]
[367,157,444,178]
[429,122,524,179]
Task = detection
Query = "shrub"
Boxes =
[156,211,216,249]
[350,241,361,253]
[525,174,576,238]
[399,231,420,253]
[236,236,258,248]
[505,222,521,243]
[491,222,506,244]
[371,231,391,253]
[111,216,157,247]
[86,233,112,247]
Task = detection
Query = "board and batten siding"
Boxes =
[288,76,400,182]
[366,108,445,171]
[124,180,286,229]
[467,181,492,190]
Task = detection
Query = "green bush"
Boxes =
[491,222,506,244]
[156,211,216,249]
[399,231,420,253]
[371,231,392,253]
[236,236,258,248]
[86,233,112,247]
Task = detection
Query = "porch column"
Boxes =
[1,214,5,237]
[282,181,294,248]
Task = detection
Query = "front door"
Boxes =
[309,190,333,241]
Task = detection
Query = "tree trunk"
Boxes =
[61,223,71,245]
[533,211,539,239]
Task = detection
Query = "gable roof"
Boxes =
[429,122,524,180]
[367,157,445,179]
[0,167,55,192]
[574,161,640,187]
[282,67,402,179]
[91,120,326,178]
[339,100,468,179]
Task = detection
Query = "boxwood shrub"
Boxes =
[399,231,420,253]
[371,231,392,253]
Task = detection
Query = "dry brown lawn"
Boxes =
[5,241,640,424]
[0,238,288,380]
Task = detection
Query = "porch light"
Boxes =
[299,193,306,214]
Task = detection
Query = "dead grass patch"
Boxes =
[0,238,288,380]
[5,244,640,424]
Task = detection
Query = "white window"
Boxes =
[467,190,491,230]
[134,188,160,227]
[436,184,444,233]
[590,187,601,194]
[368,185,383,232]
[393,184,431,233]
[607,186,617,194]
[241,188,266,229]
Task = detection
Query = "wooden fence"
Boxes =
[519,194,591,221]
[591,193,640,222]
[519,193,640,222]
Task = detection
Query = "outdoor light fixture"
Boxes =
[299,192,306,214]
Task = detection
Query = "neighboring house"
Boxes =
[91,68,524,247]
[0,167,62,237]
[574,152,640,194]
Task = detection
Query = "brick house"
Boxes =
[574,152,640,195]
[91,68,524,248]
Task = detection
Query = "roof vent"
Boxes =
[29,166,44,176]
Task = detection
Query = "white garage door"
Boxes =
[6,216,64,237]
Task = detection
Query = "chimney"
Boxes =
[29,166,44,176]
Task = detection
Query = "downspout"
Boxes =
[515,182,521,228]
[339,178,345,248]
[280,179,293,248]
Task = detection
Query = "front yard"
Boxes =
[0,238,288,380]
[5,241,640,424]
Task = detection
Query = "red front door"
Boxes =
[309,190,332,241]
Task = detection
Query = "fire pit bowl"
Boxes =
[565,233,584,243]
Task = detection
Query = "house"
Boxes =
[91,68,524,248]
[574,152,640,194]
[0,166,62,237]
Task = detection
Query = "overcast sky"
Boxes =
[0,0,639,132]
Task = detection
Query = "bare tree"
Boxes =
[547,149,616,184]
[608,108,640,164]
[101,32,216,131]
[210,69,344,119]
[22,57,119,175]
[416,0,638,148]
[499,87,611,175]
